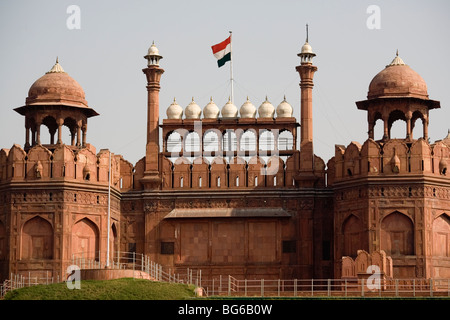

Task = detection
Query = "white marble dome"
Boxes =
[276,96,293,118]
[239,97,256,118]
[147,42,160,56]
[185,98,202,119]
[203,97,220,119]
[166,98,183,119]
[301,42,313,55]
[258,96,275,118]
[221,97,238,118]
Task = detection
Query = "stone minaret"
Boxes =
[141,42,164,189]
[295,26,318,185]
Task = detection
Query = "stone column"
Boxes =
[76,121,82,147]
[82,123,87,147]
[25,125,30,149]
[36,121,41,145]
[423,115,429,141]
[57,118,64,144]
[406,112,412,140]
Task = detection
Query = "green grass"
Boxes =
[3,278,197,300]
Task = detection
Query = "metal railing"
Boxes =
[3,253,450,299]
[199,276,450,298]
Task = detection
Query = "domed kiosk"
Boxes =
[356,52,440,141]
[14,58,98,150]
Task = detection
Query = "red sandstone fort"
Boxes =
[0,36,449,284]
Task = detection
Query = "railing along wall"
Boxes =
[2,252,450,299]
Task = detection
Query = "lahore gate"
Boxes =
[0,35,449,284]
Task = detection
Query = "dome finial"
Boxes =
[306,23,309,43]
[387,51,406,67]
[47,57,65,74]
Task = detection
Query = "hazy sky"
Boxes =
[1,0,449,166]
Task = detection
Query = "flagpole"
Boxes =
[106,151,111,268]
[229,31,234,104]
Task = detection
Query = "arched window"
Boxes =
[259,130,275,151]
[63,117,77,146]
[185,132,200,153]
[373,113,384,140]
[222,130,237,152]
[203,130,220,152]
[411,111,425,140]
[167,131,182,153]
[342,214,365,257]
[278,130,294,150]
[240,130,256,151]
[381,212,414,256]
[42,116,58,144]
[72,218,99,261]
[388,110,406,139]
[22,216,54,260]
[433,214,450,257]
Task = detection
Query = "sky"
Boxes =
[0,0,449,166]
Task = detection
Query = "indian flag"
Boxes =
[211,35,231,68]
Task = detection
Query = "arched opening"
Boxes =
[72,218,99,261]
[411,111,425,140]
[342,214,365,257]
[42,116,58,144]
[240,130,256,151]
[373,117,384,141]
[185,132,200,153]
[63,117,77,146]
[388,110,406,139]
[278,130,294,150]
[380,212,414,256]
[222,130,237,152]
[259,130,275,151]
[432,214,450,257]
[21,216,54,260]
[166,131,182,153]
[203,130,220,152]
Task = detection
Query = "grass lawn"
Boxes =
[3,278,197,300]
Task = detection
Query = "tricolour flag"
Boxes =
[211,35,231,68]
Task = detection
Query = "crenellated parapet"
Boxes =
[332,137,449,183]
[0,143,133,191]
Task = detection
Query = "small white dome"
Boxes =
[185,98,202,119]
[221,97,238,118]
[147,42,160,56]
[166,98,183,119]
[203,97,220,119]
[258,96,275,118]
[301,42,314,54]
[239,97,256,118]
[276,96,293,118]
